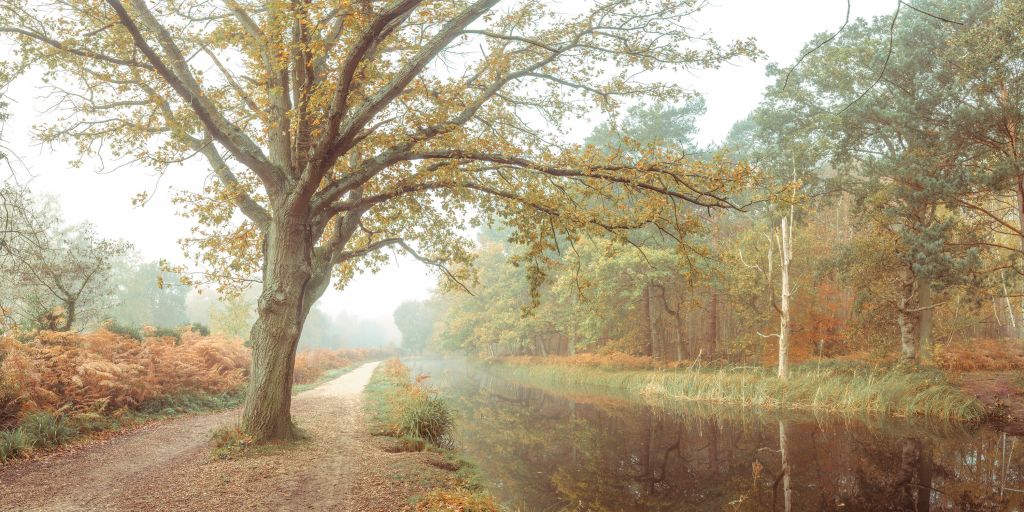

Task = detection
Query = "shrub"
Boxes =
[293,349,355,385]
[104,322,143,341]
[188,322,211,336]
[0,428,30,462]
[0,384,23,429]
[210,425,254,459]
[144,326,182,342]
[19,411,77,448]
[401,392,454,448]
[366,359,455,447]
[0,329,251,415]
[934,339,1024,372]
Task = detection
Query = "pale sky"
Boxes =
[0,0,896,325]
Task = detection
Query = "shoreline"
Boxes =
[479,357,987,422]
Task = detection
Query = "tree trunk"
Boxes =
[897,266,918,362]
[242,216,317,442]
[779,420,792,512]
[707,290,718,358]
[674,307,684,361]
[645,283,657,358]
[60,300,76,332]
[1002,271,1017,338]
[917,277,933,363]
[778,213,793,380]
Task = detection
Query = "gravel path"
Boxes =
[0,361,412,511]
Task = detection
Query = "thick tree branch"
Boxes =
[106,0,286,196]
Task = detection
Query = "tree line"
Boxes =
[395,0,1024,373]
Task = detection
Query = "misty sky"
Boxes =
[0,0,896,325]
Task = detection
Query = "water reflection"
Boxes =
[410,360,1022,511]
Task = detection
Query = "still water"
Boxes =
[408,359,1023,511]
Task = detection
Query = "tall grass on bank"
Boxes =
[487,356,985,421]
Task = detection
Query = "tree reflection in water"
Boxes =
[411,360,1019,511]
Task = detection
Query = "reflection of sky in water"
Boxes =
[410,359,1024,511]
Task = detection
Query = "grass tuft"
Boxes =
[19,411,78,449]
[400,393,454,448]
[365,359,456,446]
[0,428,30,462]
[210,425,255,460]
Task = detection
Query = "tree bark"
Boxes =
[707,289,718,358]
[242,216,317,442]
[674,307,684,361]
[60,300,76,332]
[917,277,933,363]
[645,283,657,358]
[778,212,793,380]
[897,266,918,362]
[779,420,792,512]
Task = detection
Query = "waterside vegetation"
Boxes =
[364,360,498,512]
[485,355,986,422]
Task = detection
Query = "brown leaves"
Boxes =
[0,328,250,417]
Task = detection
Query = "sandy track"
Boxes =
[0,362,385,511]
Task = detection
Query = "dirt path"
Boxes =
[0,361,438,511]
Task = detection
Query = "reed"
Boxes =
[486,358,985,421]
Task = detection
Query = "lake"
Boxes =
[409,359,1022,511]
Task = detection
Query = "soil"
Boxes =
[0,362,458,511]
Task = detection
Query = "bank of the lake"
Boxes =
[363,359,499,511]
[483,356,986,422]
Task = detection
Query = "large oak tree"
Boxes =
[1,0,755,440]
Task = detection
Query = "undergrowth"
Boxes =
[0,328,384,463]
[210,425,255,460]
[415,488,500,512]
[488,355,985,422]
[365,359,455,448]
[365,359,499,511]
[0,392,245,463]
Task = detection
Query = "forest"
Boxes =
[396,3,1024,373]
[0,0,1023,510]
